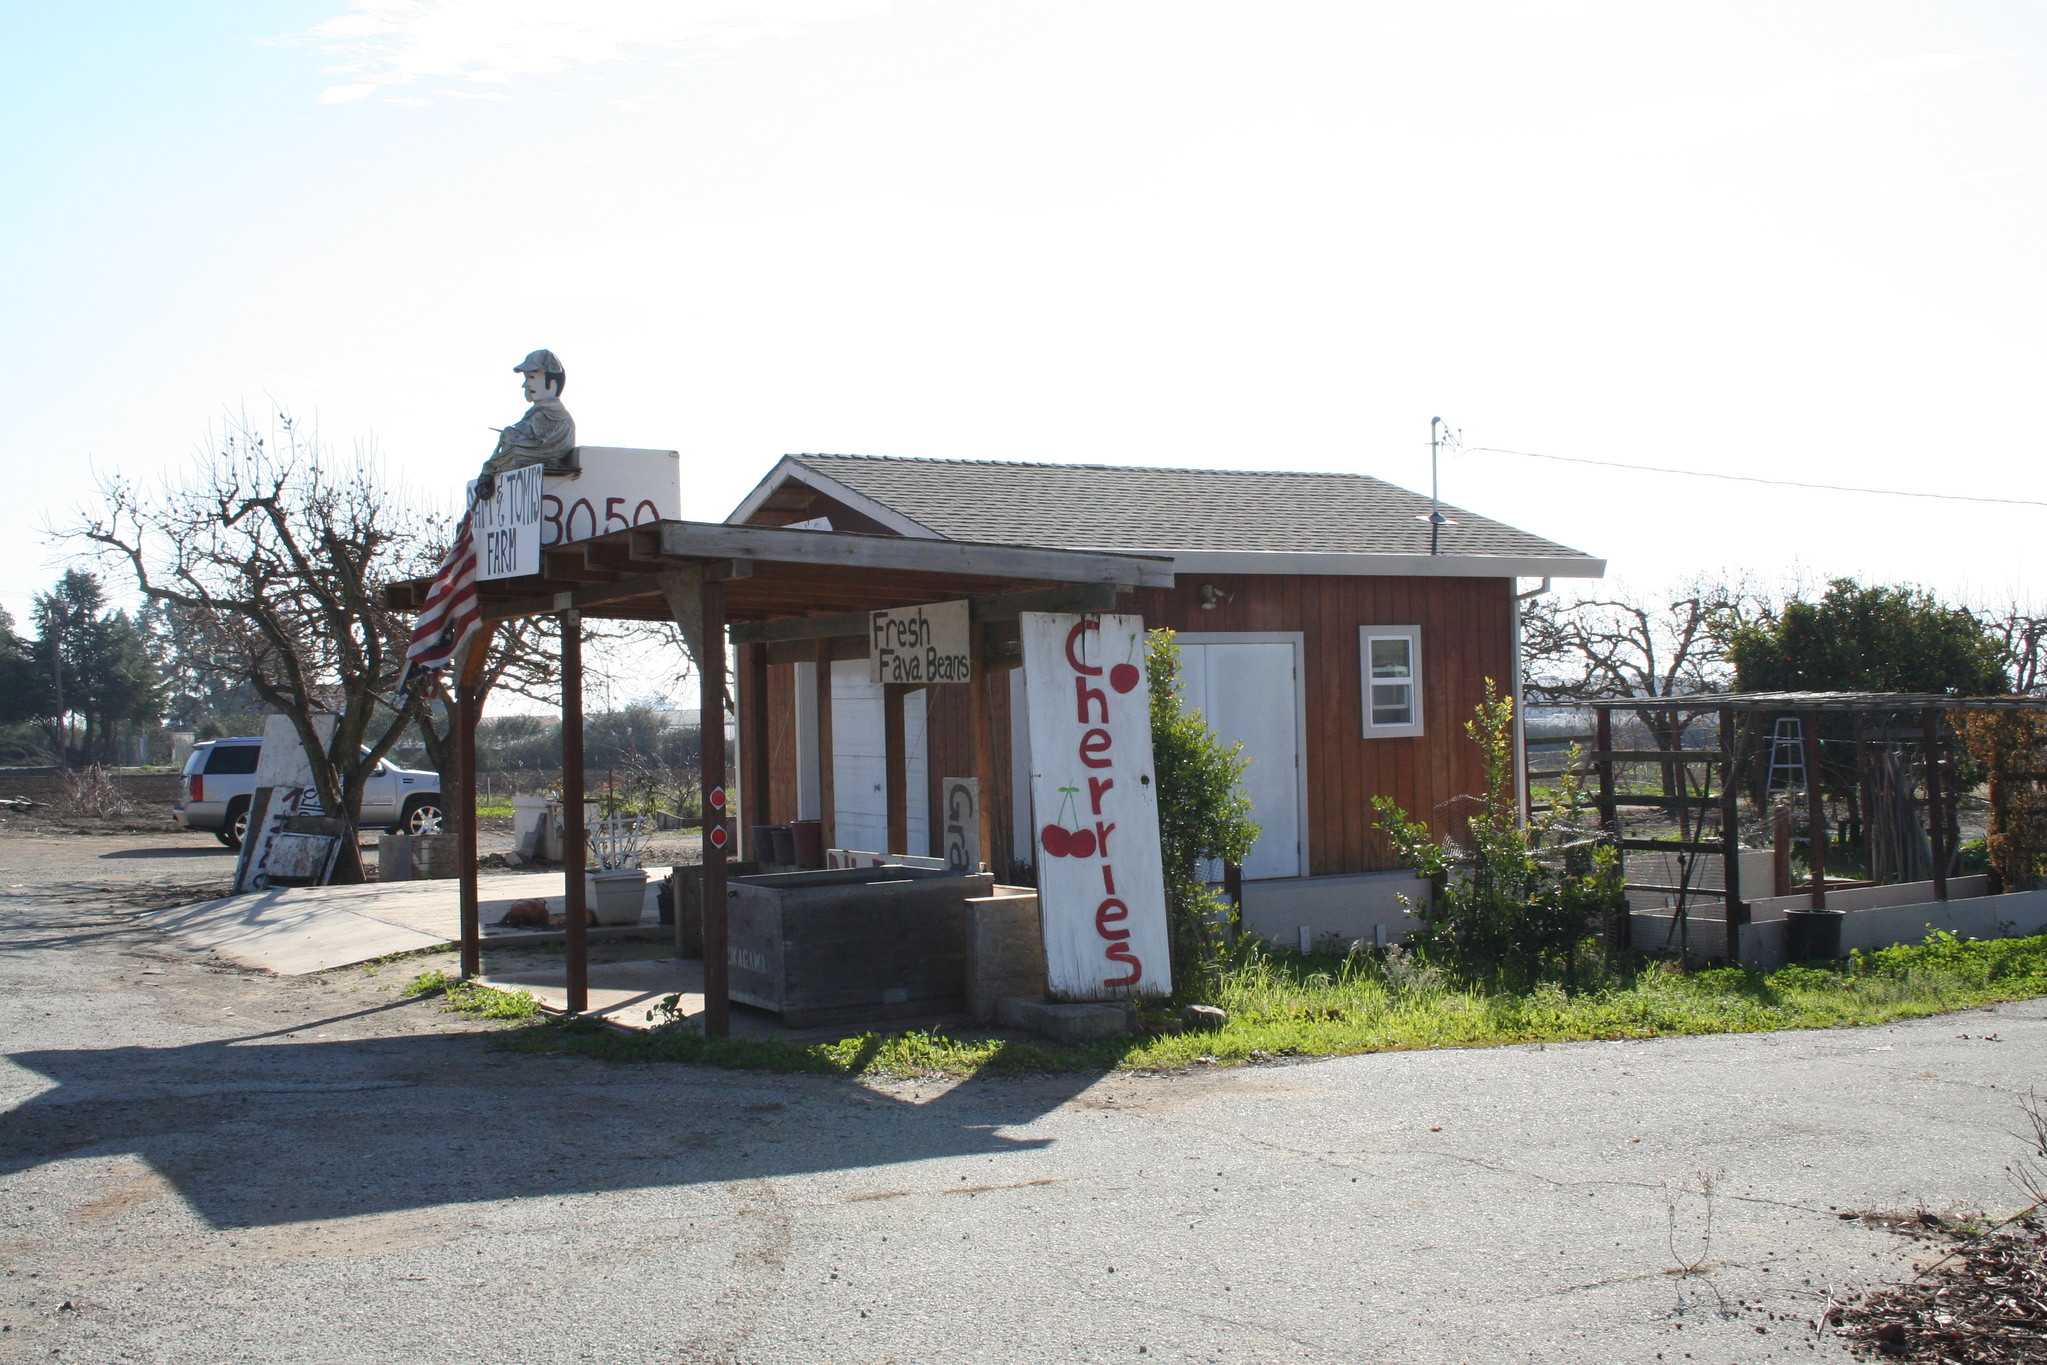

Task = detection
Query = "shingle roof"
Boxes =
[785,454,1596,561]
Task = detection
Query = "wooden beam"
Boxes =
[453,630,491,981]
[969,623,998,875]
[659,520,1175,588]
[483,561,749,624]
[729,581,1123,645]
[700,580,731,1039]
[562,610,588,1014]
[1802,711,1826,909]
[767,635,867,667]
[1923,708,1948,902]
[741,642,771,856]
[884,683,908,855]
[1720,706,1745,964]
[814,636,836,850]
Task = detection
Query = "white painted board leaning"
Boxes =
[1019,612,1171,999]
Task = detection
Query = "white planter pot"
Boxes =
[586,869,649,925]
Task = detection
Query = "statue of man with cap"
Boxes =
[473,349,575,502]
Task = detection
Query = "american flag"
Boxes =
[400,513,481,688]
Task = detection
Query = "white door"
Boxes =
[1175,637,1305,880]
[829,661,929,856]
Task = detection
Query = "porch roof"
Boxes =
[384,518,1176,624]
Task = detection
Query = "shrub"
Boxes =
[1374,682,1622,989]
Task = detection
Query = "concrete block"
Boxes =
[411,834,460,881]
[377,834,413,883]
[965,890,1047,1024]
[1005,1000,1134,1044]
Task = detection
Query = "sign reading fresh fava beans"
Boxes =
[1020,612,1172,1000]
[869,599,972,685]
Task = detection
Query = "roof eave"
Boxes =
[725,455,945,539]
[1090,549,1605,579]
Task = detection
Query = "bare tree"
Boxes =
[1522,574,1770,759]
[75,412,437,829]
[1977,604,2047,696]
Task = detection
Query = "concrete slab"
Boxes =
[147,869,670,975]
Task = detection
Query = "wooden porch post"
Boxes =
[1922,708,1948,901]
[700,580,731,1039]
[561,611,588,1015]
[969,623,998,875]
[1802,710,1826,909]
[1719,706,1745,964]
[884,683,908,855]
[814,638,835,850]
[740,642,771,859]
[454,625,494,982]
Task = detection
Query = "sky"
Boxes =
[7,0,2047,670]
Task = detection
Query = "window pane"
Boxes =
[205,745,260,775]
[1372,682,1412,726]
[1370,638,1411,678]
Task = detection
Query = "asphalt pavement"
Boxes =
[1,832,2042,1364]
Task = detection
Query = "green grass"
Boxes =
[403,968,543,1020]
[414,931,2047,1080]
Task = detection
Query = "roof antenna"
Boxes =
[1428,417,1459,555]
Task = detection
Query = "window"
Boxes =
[1359,626,1423,738]
[204,744,261,775]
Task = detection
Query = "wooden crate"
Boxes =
[727,867,994,1027]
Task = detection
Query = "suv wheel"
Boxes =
[217,797,251,851]
[403,798,445,836]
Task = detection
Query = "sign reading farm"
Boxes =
[869,599,971,685]
[469,463,545,580]
[1020,612,1171,1000]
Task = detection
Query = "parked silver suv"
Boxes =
[174,737,444,849]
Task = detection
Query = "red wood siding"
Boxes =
[1126,574,1514,874]
[757,574,1512,876]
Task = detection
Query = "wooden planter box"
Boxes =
[727,867,994,1027]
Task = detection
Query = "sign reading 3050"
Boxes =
[870,599,971,685]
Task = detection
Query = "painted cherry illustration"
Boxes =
[1109,634,1141,694]
[1040,786,1090,858]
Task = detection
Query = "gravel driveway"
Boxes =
[1,831,2041,1364]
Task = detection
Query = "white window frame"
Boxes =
[1359,625,1424,739]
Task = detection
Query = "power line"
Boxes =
[1461,445,2047,509]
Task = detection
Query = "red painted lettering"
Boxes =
[1104,942,1143,987]
[1100,863,1116,895]
[1088,775,1114,813]
[604,496,629,533]
[1095,897,1129,940]
[633,499,661,524]
[1075,675,1108,724]
[1093,821,1115,857]
[1079,729,1112,768]
[1064,620,1101,676]
[541,493,564,546]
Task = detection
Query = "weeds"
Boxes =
[59,765,132,818]
[403,969,541,1021]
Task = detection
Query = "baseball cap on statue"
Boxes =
[513,349,563,375]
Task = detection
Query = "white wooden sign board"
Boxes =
[469,463,544,580]
[869,598,971,685]
[473,447,680,582]
[942,776,980,874]
[1020,612,1171,999]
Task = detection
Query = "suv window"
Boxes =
[204,745,261,776]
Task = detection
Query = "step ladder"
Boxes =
[1765,716,1807,795]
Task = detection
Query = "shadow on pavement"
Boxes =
[98,846,236,860]
[1,1024,1102,1229]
